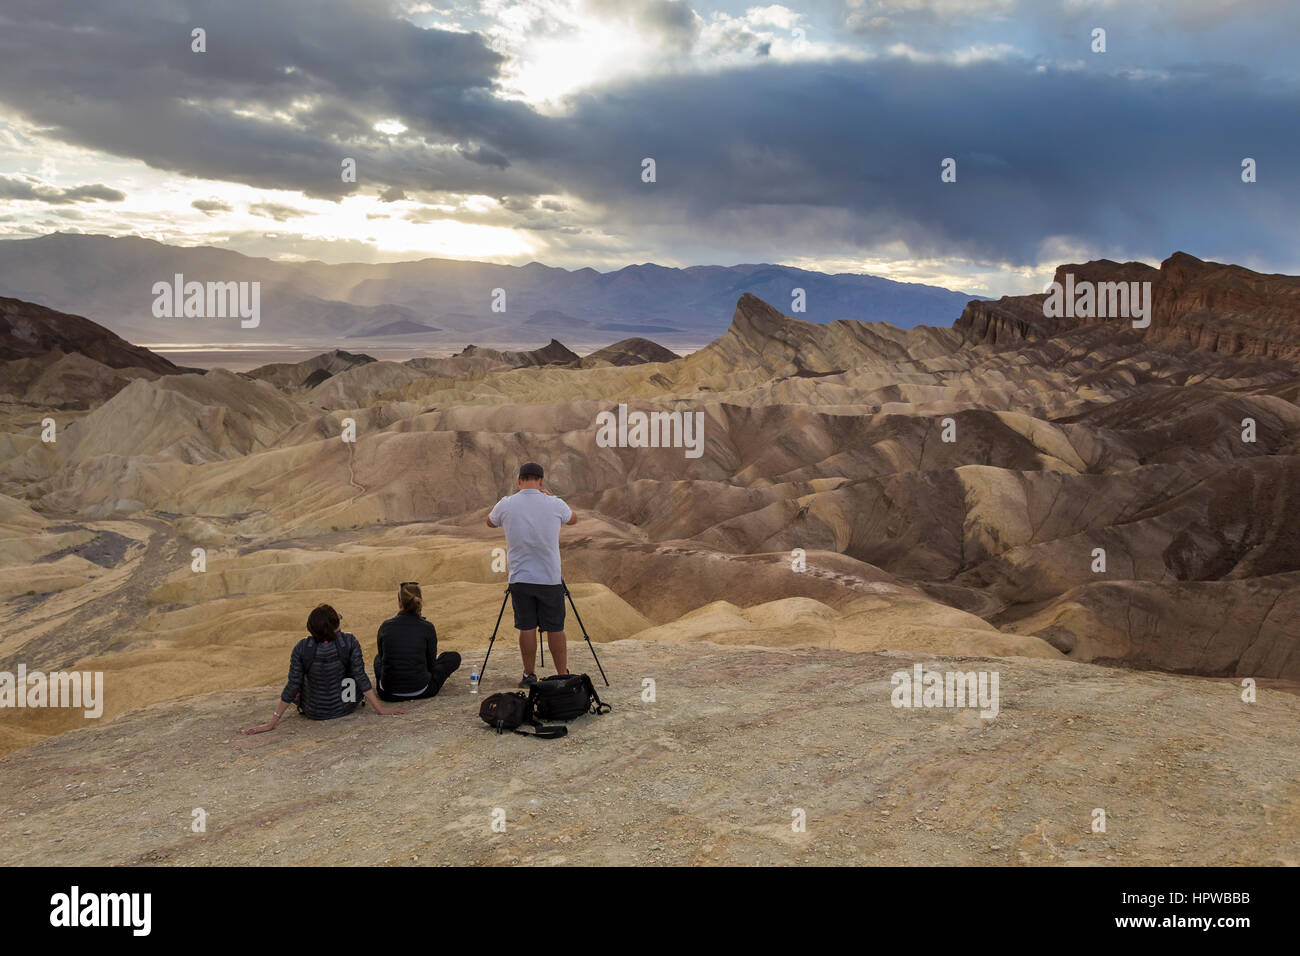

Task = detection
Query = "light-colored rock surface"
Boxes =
[1,640,1295,866]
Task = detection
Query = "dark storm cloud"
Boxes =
[528,57,1300,267]
[0,175,126,204]
[0,0,1296,270]
[0,0,544,199]
[455,142,512,169]
[837,0,1300,49]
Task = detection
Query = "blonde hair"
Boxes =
[398,581,422,616]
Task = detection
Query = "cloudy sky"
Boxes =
[0,0,1295,295]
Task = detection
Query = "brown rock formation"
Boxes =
[957,252,1300,359]
[0,296,188,374]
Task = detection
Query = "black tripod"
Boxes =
[478,581,608,686]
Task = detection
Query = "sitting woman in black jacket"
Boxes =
[373,582,462,701]
[242,603,404,734]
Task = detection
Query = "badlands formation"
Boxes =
[0,251,1297,864]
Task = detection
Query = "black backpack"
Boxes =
[530,673,611,722]
[295,634,356,714]
[479,691,568,739]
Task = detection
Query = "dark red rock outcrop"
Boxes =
[956,252,1300,360]
[0,296,188,373]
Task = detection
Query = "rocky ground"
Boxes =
[2,639,1295,866]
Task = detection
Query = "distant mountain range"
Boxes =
[0,293,681,408]
[0,233,985,347]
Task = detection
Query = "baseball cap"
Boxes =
[518,461,544,479]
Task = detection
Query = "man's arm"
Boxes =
[555,496,577,526]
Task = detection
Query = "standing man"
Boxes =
[486,461,578,687]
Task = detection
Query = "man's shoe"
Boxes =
[519,673,539,688]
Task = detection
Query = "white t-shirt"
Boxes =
[489,488,572,585]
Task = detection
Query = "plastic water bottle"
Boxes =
[469,665,480,694]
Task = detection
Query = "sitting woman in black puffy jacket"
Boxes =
[242,603,404,735]
[373,582,462,702]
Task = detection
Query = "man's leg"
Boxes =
[545,631,568,674]
[518,628,538,675]
[511,586,542,677]
[539,585,568,674]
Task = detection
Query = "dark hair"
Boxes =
[307,604,341,641]
[398,581,422,617]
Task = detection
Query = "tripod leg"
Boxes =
[562,580,608,686]
[479,586,511,682]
